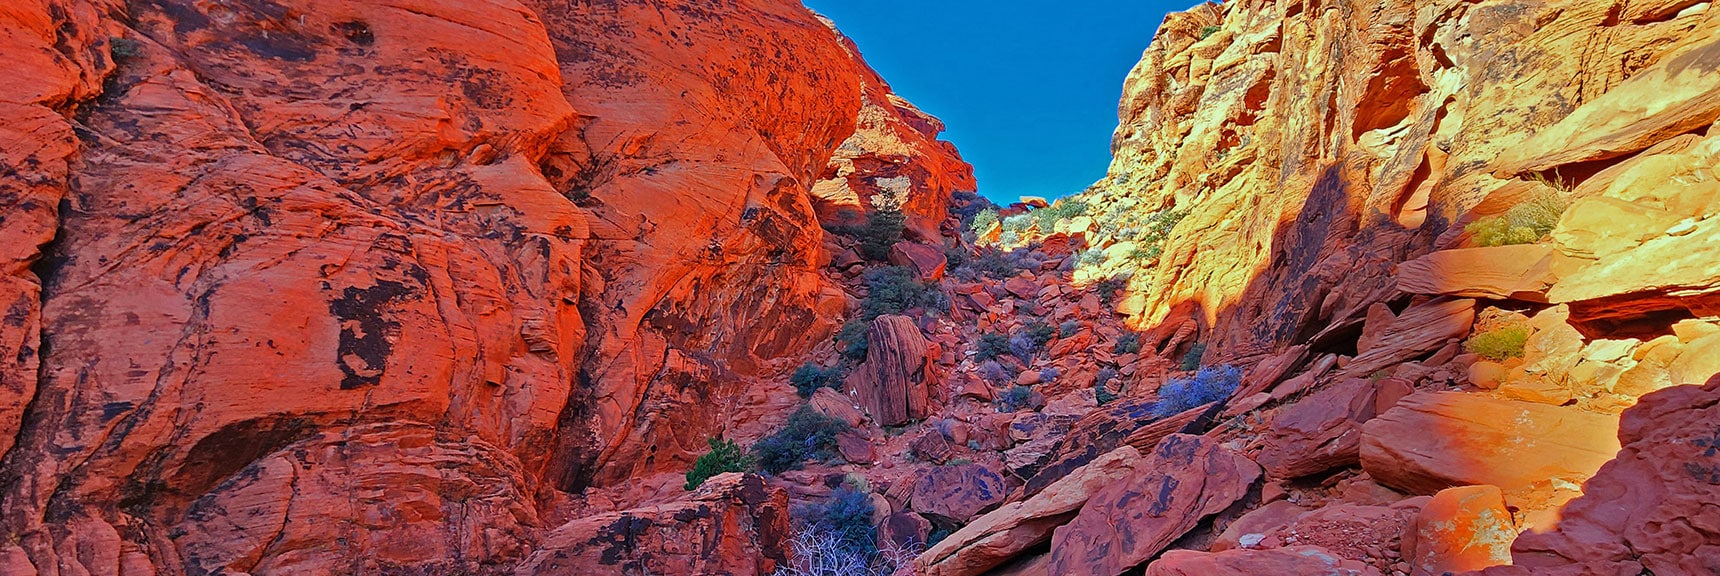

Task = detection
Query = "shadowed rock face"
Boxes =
[0,0,967,573]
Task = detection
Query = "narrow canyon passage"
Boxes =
[1,0,1718,575]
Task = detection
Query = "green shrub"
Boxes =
[1076,248,1107,268]
[858,204,906,261]
[1034,199,1089,230]
[753,406,848,474]
[1059,320,1083,339]
[1199,25,1222,39]
[970,208,999,235]
[944,458,974,467]
[859,266,942,319]
[109,37,141,62]
[838,267,947,361]
[1094,368,1120,406]
[685,437,754,490]
[1180,342,1207,371]
[944,246,969,270]
[975,333,1011,361]
[1467,325,1530,361]
[1023,322,1057,347]
[1000,214,1035,233]
[792,363,845,398]
[1113,333,1142,355]
[837,319,870,361]
[1096,276,1128,306]
[1467,192,1569,247]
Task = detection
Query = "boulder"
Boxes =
[810,386,865,427]
[1402,485,1515,576]
[1359,392,1621,502]
[1485,376,1720,575]
[1396,245,1556,301]
[515,473,790,575]
[1046,434,1261,576]
[910,429,956,464]
[1145,546,1383,576]
[1342,299,1476,378]
[1213,500,1308,551]
[878,510,931,550]
[911,463,1008,523]
[918,446,1145,576]
[1256,378,1380,479]
[888,242,949,281]
[1003,276,1040,299]
[845,315,935,426]
[836,431,875,465]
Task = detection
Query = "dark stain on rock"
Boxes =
[592,514,652,565]
[333,20,374,46]
[1147,475,1181,517]
[328,280,417,390]
[1667,39,1720,77]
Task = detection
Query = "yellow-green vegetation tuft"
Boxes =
[1466,325,1530,361]
[1467,192,1570,247]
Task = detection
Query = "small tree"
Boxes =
[858,189,907,261]
[685,437,754,490]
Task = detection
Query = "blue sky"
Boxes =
[804,1,1190,203]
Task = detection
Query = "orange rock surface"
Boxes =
[0,0,968,573]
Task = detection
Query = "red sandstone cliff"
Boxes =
[0,1,969,573]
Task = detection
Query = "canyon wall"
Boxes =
[1082,0,1718,362]
[0,0,969,574]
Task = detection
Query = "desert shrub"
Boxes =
[792,363,845,398]
[998,385,1036,413]
[839,267,947,360]
[1094,367,1121,406]
[773,524,917,576]
[1199,25,1221,39]
[1059,320,1083,339]
[685,437,754,490]
[1113,333,1142,355]
[969,208,999,235]
[1034,199,1089,230]
[944,246,969,270]
[1000,214,1035,233]
[975,333,1011,361]
[1096,276,1128,305]
[794,487,878,558]
[1011,252,1046,272]
[859,266,942,318]
[1152,365,1242,417]
[1180,342,1208,371]
[998,230,1020,246]
[1038,367,1060,383]
[955,249,1018,281]
[1076,248,1107,267]
[1023,322,1057,347]
[1467,192,1570,247]
[858,194,907,261]
[109,37,141,62]
[753,406,849,474]
[977,360,1010,383]
[1008,333,1039,360]
[836,319,870,361]
[1467,325,1530,361]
